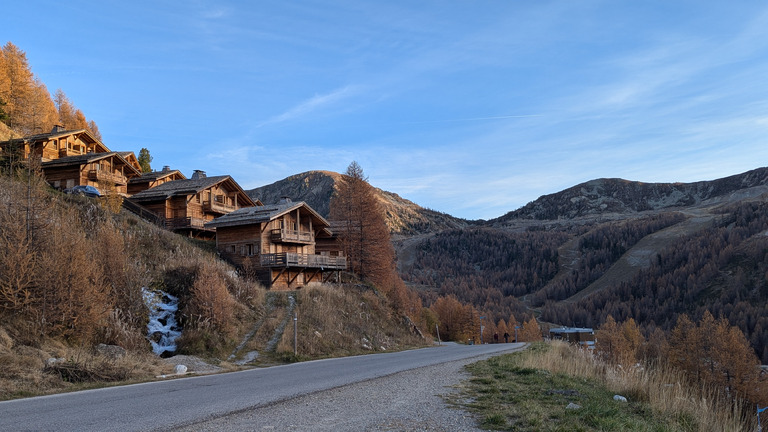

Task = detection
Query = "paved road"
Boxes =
[0,343,524,431]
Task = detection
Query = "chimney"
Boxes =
[51,124,66,133]
[191,170,206,180]
[162,165,171,172]
[278,196,292,204]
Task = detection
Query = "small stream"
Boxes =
[142,287,181,356]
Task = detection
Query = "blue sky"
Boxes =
[5,1,768,220]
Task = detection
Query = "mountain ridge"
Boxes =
[494,167,768,222]
[248,167,768,231]
[245,170,469,235]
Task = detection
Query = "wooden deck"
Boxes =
[164,217,213,231]
[203,200,237,214]
[270,228,314,244]
[260,252,346,269]
[88,169,127,185]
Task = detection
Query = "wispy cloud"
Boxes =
[257,85,360,128]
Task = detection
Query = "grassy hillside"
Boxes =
[0,172,427,399]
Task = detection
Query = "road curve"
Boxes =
[0,342,524,431]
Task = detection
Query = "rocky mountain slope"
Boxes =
[246,170,468,235]
[494,167,768,222]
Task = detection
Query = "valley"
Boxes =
[249,167,768,362]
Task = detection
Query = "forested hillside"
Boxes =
[402,187,768,363]
[543,200,768,361]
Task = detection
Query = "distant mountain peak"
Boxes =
[495,167,768,222]
[245,170,467,235]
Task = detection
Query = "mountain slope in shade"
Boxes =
[245,170,468,235]
[495,167,768,222]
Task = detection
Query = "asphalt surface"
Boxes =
[0,342,524,431]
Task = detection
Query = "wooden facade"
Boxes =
[128,174,258,238]
[41,152,142,195]
[127,167,187,196]
[205,199,346,290]
[0,126,109,162]
[0,126,146,195]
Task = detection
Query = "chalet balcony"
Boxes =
[203,200,237,214]
[260,253,347,270]
[164,217,212,231]
[88,169,126,185]
[270,228,314,244]
[59,148,86,158]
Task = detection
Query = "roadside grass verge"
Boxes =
[452,341,753,431]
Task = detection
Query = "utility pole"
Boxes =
[479,316,485,344]
[293,311,298,356]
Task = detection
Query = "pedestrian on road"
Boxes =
[493,332,499,343]
[503,332,509,343]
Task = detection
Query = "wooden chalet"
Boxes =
[0,125,109,162]
[205,198,346,290]
[128,171,258,238]
[0,125,148,195]
[41,152,142,195]
[127,166,187,196]
[549,327,595,349]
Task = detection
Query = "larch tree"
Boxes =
[0,43,56,134]
[518,316,542,342]
[87,119,102,141]
[330,161,395,288]
[667,314,704,382]
[54,88,76,128]
[596,315,623,363]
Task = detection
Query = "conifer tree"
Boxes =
[138,148,152,173]
[53,88,76,128]
[0,42,56,134]
[330,161,395,287]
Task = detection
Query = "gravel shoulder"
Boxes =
[173,350,514,432]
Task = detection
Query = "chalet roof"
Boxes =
[128,168,186,184]
[129,175,257,206]
[205,200,330,229]
[41,152,142,176]
[549,327,594,334]
[1,128,102,146]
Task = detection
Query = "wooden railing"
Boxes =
[260,253,346,270]
[203,200,236,214]
[88,169,126,185]
[270,228,313,244]
[121,199,162,225]
[164,217,211,230]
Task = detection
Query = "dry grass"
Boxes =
[517,341,754,431]
[276,284,428,359]
[0,332,174,400]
